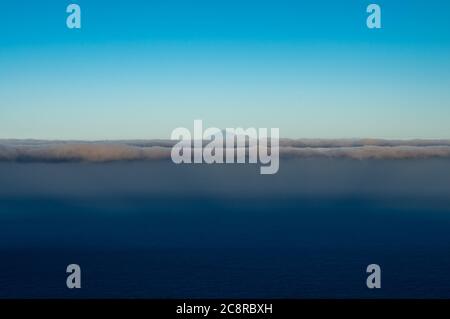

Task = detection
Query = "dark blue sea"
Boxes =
[1,159,450,298]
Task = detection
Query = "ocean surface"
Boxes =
[1,158,450,298]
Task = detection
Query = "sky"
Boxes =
[0,0,450,140]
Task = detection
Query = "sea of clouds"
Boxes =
[1,139,450,162]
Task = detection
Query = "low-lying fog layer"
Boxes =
[1,139,450,162]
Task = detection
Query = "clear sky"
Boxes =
[1,0,450,140]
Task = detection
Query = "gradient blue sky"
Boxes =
[1,0,450,139]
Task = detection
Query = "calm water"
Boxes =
[1,159,450,298]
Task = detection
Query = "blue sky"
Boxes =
[1,0,450,139]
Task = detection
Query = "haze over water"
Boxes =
[1,158,450,298]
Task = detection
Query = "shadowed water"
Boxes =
[0,159,450,298]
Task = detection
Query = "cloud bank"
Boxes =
[1,139,450,162]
